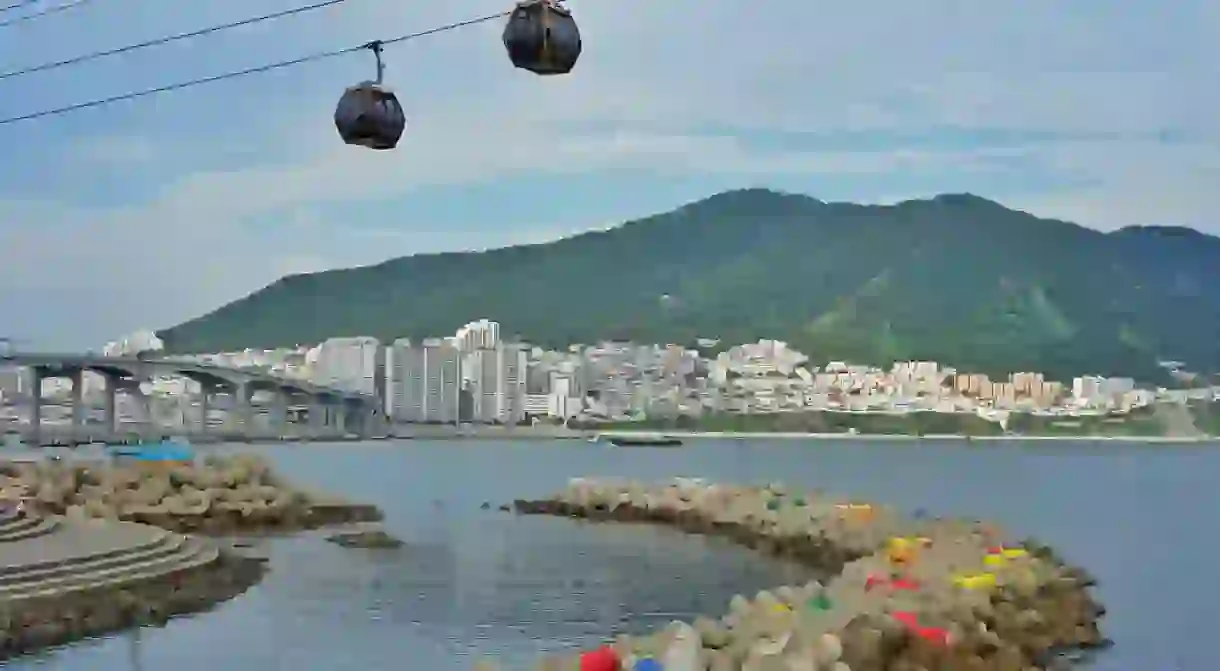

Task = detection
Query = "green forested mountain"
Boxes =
[158,189,1220,381]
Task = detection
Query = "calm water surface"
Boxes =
[9,438,1219,671]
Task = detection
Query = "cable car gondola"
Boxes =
[502,0,581,76]
[334,41,406,150]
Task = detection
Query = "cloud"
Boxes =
[0,0,1214,348]
[69,135,158,165]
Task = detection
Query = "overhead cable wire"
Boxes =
[0,1,38,16]
[0,0,95,28]
[0,10,511,126]
[0,0,349,82]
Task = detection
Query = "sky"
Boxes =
[0,0,1214,350]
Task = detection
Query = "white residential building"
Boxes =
[311,336,381,395]
[455,319,501,352]
[0,366,24,397]
[468,348,502,423]
[546,373,582,420]
[464,343,528,424]
[387,338,461,423]
[502,343,526,424]
[102,329,163,357]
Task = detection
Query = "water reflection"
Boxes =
[9,438,1220,671]
[25,514,811,670]
[126,630,143,671]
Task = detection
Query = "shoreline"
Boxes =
[595,429,1215,443]
[10,423,1216,445]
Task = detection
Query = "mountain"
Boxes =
[157,189,1220,381]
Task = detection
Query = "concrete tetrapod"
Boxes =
[506,478,1109,671]
[0,509,265,659]
[0,454,381,535]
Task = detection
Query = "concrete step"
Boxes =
[0,509,23,528]
[0,532,186,588]
[0,513,42,539]
[0,523,169,577]
[0,536,220,602]
[0,516,59,543]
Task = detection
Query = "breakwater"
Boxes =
[0,454,381,534]
[511,478,1108,670]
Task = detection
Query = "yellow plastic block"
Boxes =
[953,573,998,590]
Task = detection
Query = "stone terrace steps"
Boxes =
[0,521,169,577]
[0,530,184,587]
[0,517,221,604]
[0,515,60,543]
[0,509,22,529]
[0,512,41,539]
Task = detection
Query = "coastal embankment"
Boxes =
[509,478,1108,670]
[7,423,590,446]
[0,453,384,658]
[583,405,1217,441]
[597,430,1212,443]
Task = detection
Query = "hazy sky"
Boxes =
[0,0,1213,349]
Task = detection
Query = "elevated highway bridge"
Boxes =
[1,352,381,443]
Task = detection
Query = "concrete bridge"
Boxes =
[1,352,381,443]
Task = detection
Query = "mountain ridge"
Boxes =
[157,189,1220,382]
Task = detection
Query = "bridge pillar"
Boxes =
[198,385,212,434]
[228,382,252,435]
[102,373,117,436]
[269,389,289,435]
[309,398,327,436]
[341,401,355,437]
[120,380,153,440]
[69,368,84,440]
[28,368,43,446]
[344,399,369,438]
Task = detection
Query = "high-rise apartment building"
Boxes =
[501,343,527,424]
[311,337,381,395]
[455,319,501,352]
[467,349,501,422]
[388,338,461,423]
[462,343,527,424]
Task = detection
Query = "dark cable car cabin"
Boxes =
[502,0,581,76]
[334,41,406,150]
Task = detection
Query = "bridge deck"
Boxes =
[2,353,375,404]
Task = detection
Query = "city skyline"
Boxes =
[66,319,1191,425]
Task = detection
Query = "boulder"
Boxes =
[325,529,404,549]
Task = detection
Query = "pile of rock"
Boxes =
[0,454,381,534]
[510,478,1108,671]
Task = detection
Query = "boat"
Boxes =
[605,434,684,447]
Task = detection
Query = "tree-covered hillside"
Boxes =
[157,189,1220,381]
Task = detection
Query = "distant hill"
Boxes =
[157,189,1220,382]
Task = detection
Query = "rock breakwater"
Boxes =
[0,454,382,535]
[510,478,1108,670]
